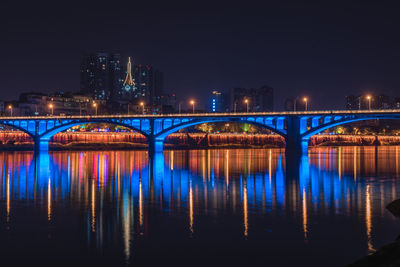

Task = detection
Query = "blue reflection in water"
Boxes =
[0,147,399,266]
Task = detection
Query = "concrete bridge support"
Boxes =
[33,137,50,153]
[148,119,164,155]
[285,116,309,154]
[148,135,164,155]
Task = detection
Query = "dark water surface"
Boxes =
[0,147,400,266]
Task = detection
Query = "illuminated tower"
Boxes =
[123,57,135,89]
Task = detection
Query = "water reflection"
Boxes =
[0,147,400,265]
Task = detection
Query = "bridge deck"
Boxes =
[1,109,400,120]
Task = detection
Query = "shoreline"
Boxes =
[0,141,399,152]
[1,132,400,151]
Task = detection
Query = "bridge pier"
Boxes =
[285,116,309,155]
[33,137,49,153]
[148,135,164,155]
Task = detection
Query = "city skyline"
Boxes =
[2,1,400,110]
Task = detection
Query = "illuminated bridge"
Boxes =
[0,110,399,153]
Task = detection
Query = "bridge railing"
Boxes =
[1,109,400,119]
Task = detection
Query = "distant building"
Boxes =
[283,98,306,111]
[131,64,163,104]
[394,97,400,109]
[17,92,101,116]
[230,85,273,112]
[345,94,394,110]
[117,57,164,106]
[159,93,177,113]
[284,98,295,111]
[210,90,224,112]
[120,57,136,101]
[345,95,359,110]
[80,53,123,101]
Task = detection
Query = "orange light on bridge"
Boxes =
[366,95,372,110]
[303,97,308,111]
[190,100,195,114]
[244,99,249,112]
[93,102,98,115]
[140,102,145,114]
[48,104,54,115]
[8,105,12,116]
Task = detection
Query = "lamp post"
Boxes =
[140,102,145,114]
[366,95,371,110]
[190,100,195,114]
[244,99,249,113]
[93,102,97,115]
[8,105,12,116]
[49,104,54,115]
[303,97,308,111]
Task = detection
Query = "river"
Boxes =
[0,147,399,266]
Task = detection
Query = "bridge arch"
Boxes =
[301,116,399,140]
[153,118,287,145]
[0,122,35,139]
[39,120,149,141]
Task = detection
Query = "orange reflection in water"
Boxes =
[0,147,399,258]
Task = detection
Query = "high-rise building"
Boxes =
[210,90,224,112]
[132,64,164,104]
[80,53,123,101]
[118,59,164,105]
[120,57,136,101]
[230,85,274,112]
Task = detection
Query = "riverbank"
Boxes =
[0,141,282,151]
[1,132,400,150]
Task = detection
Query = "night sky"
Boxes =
[1,0,400,110]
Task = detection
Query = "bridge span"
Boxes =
[0,109,399,153]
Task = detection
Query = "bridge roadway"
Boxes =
[1,109,399,154]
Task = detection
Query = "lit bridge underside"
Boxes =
[1,109,399,154]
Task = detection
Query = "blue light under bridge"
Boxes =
[0,110,398,154]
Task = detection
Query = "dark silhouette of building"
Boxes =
[80,53,123,101]
[130,64,162,103]
[16,92,99,116]
[284,97,307,111]
[345,95,359,110]
[345,94,394,110]
[159,93,177,113]
[230,85,273,112]
[394,97,400,109]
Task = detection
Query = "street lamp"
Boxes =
[49,103,54,115]
[303,97,308,111]
[366,95,371,110]
[93,102,97,115]
[190,100,195,114]
[8,105,12,116]
[140,102,145,114]
[244,99,249,113]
